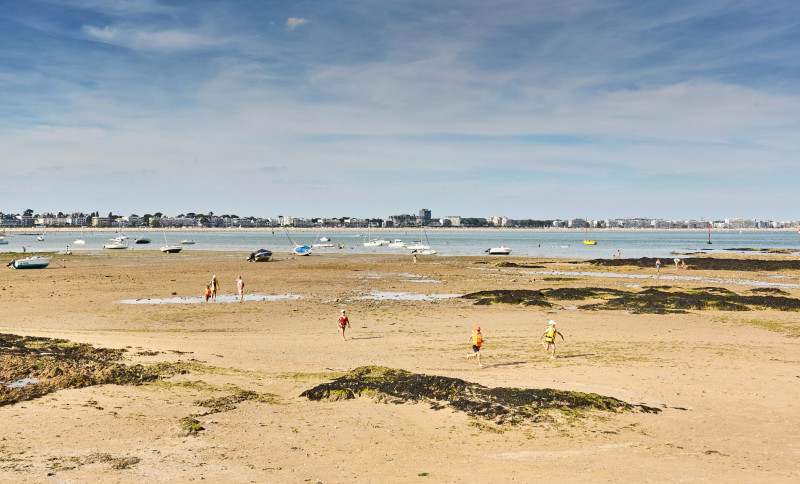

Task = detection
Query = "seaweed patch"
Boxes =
[462,288,800,314]
[590,257,800,272]
[0,333,182,407]
[301,366,660,424]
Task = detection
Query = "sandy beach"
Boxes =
[1,250,799,482]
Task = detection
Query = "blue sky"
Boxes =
[2,0,799,220]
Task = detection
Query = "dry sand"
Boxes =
[1,250,799,482]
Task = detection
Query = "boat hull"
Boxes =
[487,248,512,255]
[247,250,273,262]
[584,240,597,245]
[8,256,51,269]
[161,246,182,253]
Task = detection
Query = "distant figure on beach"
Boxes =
[22,246,26,253]
[540,320,564,359]
[466,326,484,367]
[211,275,219,302]
[338,309,351,340]
[656,258,661,274]
[237,275,244,302]
[204,284,211,302]
[674,258,680,270]
[413,253,417,264]
[616,250,621,259]
[680,259,687,270]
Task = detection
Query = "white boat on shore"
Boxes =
[180,239,195,245]
[103,239,129,249]
[388,239,407,248]
[406,241,430,251]
[7,255,51,269]
[487,244,512,255]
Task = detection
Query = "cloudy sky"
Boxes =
[2,0,799,220]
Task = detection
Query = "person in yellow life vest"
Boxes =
[466,325,484,367]
[540,320,564,359]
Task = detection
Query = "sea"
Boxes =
[3,229,800,259]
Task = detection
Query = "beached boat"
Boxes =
[293,245,312,256]
[486,244,512,255]
[103,239,129,249]
[135,237,151,244]
[283,227,312,256]
[412,248,437,255]
[7,255,51,269]
[247,249,273,262]
[388,239,407,248]
[160,231,182,253]
[363,239,382,247]
[312,243,334,248]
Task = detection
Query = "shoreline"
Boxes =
[3,226,796,233]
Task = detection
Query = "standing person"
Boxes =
[540,320,564,359]
[210,275,219,302]
[413,253,417,264]
[656,258,661,274]
[338,309,351,340]
[236,275,245,303]
[616,250,621,259]
[466,326,484,367]
[204,284,212,303]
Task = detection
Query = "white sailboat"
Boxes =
[73,226,86,245]
[161,231,182,253]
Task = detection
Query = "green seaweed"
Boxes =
[301,366,659,424]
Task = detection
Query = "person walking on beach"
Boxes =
[540,320,564,359]
[236,276,245,303]
[616,250,621,259]
[204,284,212,303]
[466,326,484,367]
[413,253,417,264]
[338,309,351,340]
[656,258,661,275]
[210,275,219,302]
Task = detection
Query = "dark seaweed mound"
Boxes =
[0,333,179,406]
[590,257,800,272]
[302,366,660,424]
[462,287,800,314]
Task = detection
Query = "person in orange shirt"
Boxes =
[466,326,484,367]
[204,284,212,302]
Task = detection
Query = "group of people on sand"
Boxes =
[335,307,565,367]
[464,320,564,367]
[204,274,245,303]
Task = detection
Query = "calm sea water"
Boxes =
[4,229,799,259]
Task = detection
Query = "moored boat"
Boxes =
[103,239,129,249]
[486,244,512,255]
[7,255,51,269]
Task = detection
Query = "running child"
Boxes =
[338,309,351,340]
[204,284,212,303]
[540,320,564,359]
[466,326,484,367]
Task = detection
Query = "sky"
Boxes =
[1,0,799,221]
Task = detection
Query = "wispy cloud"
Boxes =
[82,24,221,51]
[286,17,310,30]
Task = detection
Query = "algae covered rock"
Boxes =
[302,366,659,424]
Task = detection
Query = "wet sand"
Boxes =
[1,250,799,482]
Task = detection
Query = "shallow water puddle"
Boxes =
[4,378,39,388]
[353,291,461,301]
[117,293,301,305]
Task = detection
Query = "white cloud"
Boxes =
[286,17,310,30]
[82,24,220,51]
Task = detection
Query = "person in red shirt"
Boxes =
[338,309,351,340]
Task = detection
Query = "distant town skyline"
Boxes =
[2,2,799,219]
